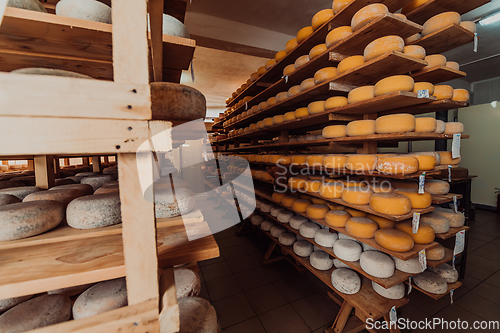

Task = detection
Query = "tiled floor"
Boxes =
[197,197,500,333]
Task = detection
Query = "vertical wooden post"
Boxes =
[92,155,102,173]
[1,161,7,165]
[34,155,55,189]
[64,158,70,167]
[357,114,377,154]
[103,156,109,165]
[148,0,164,82]
[27,160,34,171]
[54,158,61,178]
[82,157,90,166]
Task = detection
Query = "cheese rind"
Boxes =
[309,44,328,59]
[415,117,437,133]
[413,271,448,294]
[334,239,362,262]
[314,67,338,85]
[374,75,415,97]
[434,207,465,227]
[395,220,435,244]
[426,244,446,260]
[293,240,314,257]
[360,251,395,278]
[286,38,298,53]
[420,212,450,233]
[372,282,405,299]
[306,204,330,219]
[351,4,389,31]
[345,217,379,238]
[341,187,374,205]
[326,26,353,48]
[323,155,347,169]
[413,82,435,95]
[308,101,326,114]
[332,0,352,13]
[320,182,345,199]
[347,86,375,104]
[370,193,412,215]
[295,55,310,69]
[300,78,316,91]
[297,26,314,43]
[345,154,377,171]
[325,96,348,109]
[314,229,338,247]
[323,125,347,138]
[310,251,334,270]
[433,85,454,100]
[452,89,469,102]
[375,114,416,133]
[279,233,297,246]
[428,264,458,283]
[404,45,426,59]
[338,55,365,74]
[346,119,376,136]
[422,12,461,36]
[331,268,361,294]
[364,36,404,61]
[375,229,415,252]
[377,156,419,175]
[312,9,334,30]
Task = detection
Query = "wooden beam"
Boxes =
[34,155,55,189]
[158,268,180,333]
[190,34,276,59]
[92,156,102,173]
[149,0,164,82]
[27,160,34,171]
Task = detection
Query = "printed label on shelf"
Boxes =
[418,172,426,194]
[452,255,456,269]
[452,134,461,159]
[450,289,454,304]
[282,75,289,84]
[474,33,478,53]
[454,230,466,256]
[389,306,397,323]
[245,102,248,110]
[417,89,430,98]
[448,165,452,182]
[412,213,420,234]
[190,60,195,82]
[419,250,427,272]
[453,196,458,213]
[408,277,412,295]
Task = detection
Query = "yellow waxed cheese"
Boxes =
[276,92,289,103]
[265,59,276,70]
[452,89,469,102]
[288,177,307,191]
[309,44,328,59]
[446,61,460,70]
[332,0,352,13]
[338,55,365,74]
[319,182,344,198]
[282,195,300,207]
[258,101,268,110]
[342,180,367,187]
[395,189,432,209]
[292,199,313,212]
[284,111,296,122]
[288,85,302,97]
[341,186,374,205]
[286,38,298,53]
[351,4,389,31]
[376,155,419,175]
[255,156,263,163]
[346,119,376,136]
[312,9,334,30]
[272,192,287,204]
[295,55,310,69]
[250,72,259,82]
[308,101,326,115]
[424,54,447,69]
[395,221,435,244]
[291,155,307,165]
[402,0,431,15]
[368,215,396,229]
[323,125,347,138]
[297,26,314,43]
[404,45,426,60]
[375,229,415,252]
[300,78,316,91]
[306,204,330,219]
[325,96,348,109]
[433,85,454,100]
[273,115,285,124]
[422,12,461,36]
[262,155,271,163]
[370,193,412,215]
[345,155,377,171]
[262,172,274,181]
[306,155,325,167]
[325,26,353,48]
[275,155,289,164]
[250,123,258,131]
[364,36,404,61]
[325,210,351,227]
[375,114,416,133]
[405,33,421,44]
[263,118,274,127]
[348,86,374,104]
[257,121,264,129]
[460,21,476,33]
[374,75,415,97]
[425,180,450,195]
[411,154,436,171]
[415,117,437,133]
[345,217,379,238]
[283,64,296,77]
[444,122,464,135]
[295,107,309,118]
[314,67,338,85]
[323,155,347,169]
[275,50,287,62]
[304,180,322,193]
[413,82,435,95]
[368,183,393,194]
[345,208,366,217]
[267,97,277,106]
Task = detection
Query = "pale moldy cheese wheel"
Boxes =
[155,187,195,218]
[392,256,423,274]
[0,201,65,241]
[422,12,461,36]
[428,264,458,283]
[178,297,218,333]
[7,0,47,12]
[364,36,404,62]
[351,4,388,31]
[375,229,415,252]
[0,194,21,206]
[333,258,350,269]
[81,175,114,191]
[395,220,435,244]
[314,229,338,247]
[0,186,41,201]
[331,268,361,294]
[279,233,296,246]
[23,188,85,207]
[271,225,287,238]
[289,215,309,229]
[251,215,264,226]
[374,76,415,97]
[56,0,112,23]
[420,212,450,234]
[299,222,321,238]
[394,188,431,208]
[67,193,121,229]
[338,55,365,74]
[297,26,314,43]
[360,251,395,278]
[345,217,378,238]
[325,210,351,227]
[0,295,32,313]
[270,206,285,217]
[294,240,314,257]
[174,268,201,298]
[413,271,448,294]
[326,26,353,48]
[310,251,333,270]
[369,193,411,216]
[372,281,405,300]
[433,207,465,227]
[0,294,71,331]
[277,210,295,223]
[261,220,275,231]
[333,239,362,262]
[426,244,446,260]
[312,9,334,30]
[94,186,119,195]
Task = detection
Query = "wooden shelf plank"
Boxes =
[435,226,470,240]
[432,193,463,205]
[411,66,467,84]
[408,280,462,300]
[408,24,474,55]
[378,99,469,116]
[427,248,455,268]
[404,0,491,25]
[332,0,415,26]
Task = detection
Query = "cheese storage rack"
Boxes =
[0,0,219,332]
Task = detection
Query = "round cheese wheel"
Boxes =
[374,75,415,97]
[250,72,259,82]
[73,278,127,319]
[286,38,298,53]
[345,155,377,171]
[310,251,334,271]
[341,187,373,205]
[306,204,329,219]
[304,180,322,193]
[348,86,375,104]
[370,193,412,216]
[271,206,286,217]
[333,239,362,262]
[294,240,314,257]
[333,258,350,269]
[312,9,334,30]
[372,281,405,300]
[367,182,393,194]
[376,155,419,175]
[460,21,476,33]
[272,192,287,203]
[309,44,328,59]
[429,263,458,283]
[311,197,328,205]
[360,251,395,278]
[322,125,347,139]
[275,50,287,62]
[368,214,396,229]
[413,82,435,95]
[420,212,450,233]
[319,182,344,199]
[267,97,277,107]
[395,189,431,208]
[266,59,276,70]
[308,101,326,115]
[426,244,446,260]
[351,4,389,31]
[174,268,201,298]
[67,193,122,229]
[292,199,313,213]
[271,225,287,238]
[315,229,338,247]
[424,180,450,195]
[332,0,351,13]
[395,220,435,244]
[415,117,437,133]
[375,114,416,133]
[23,188,85,207]
[284,111,297,122]
[325,210,351,227]
[364,36,404,61]
[0,295,33,313]
[424,54,447,70]
[413,271,447,294]
[331,268,361,294]
[392,256,422,275]
[288,177,307,191]
[438,151,460,165]
[325,96,348,109]
[0,186,41,201]
[0,194,21,206]
[288,85,302,97]
[434,207,465,227]
[279,233,297,246]
[375,229,415,252]
[405,33,421,44]
[291,155,307,165]
[346,119,375,136]
[56,0,112,23]
[178,297,218,333]
[257,66,267,76]
[261,220,275,231]
[326,26,353,48]
[433,85,454,100]
[306,155,325,167]
[282,195,300,208]
[345,217,378,238]
[271,155,285,164]
[292,108,308,120]
[323,155,347,169]
[273,115,285,125]
[283,64,296,77]
[251,215,264,226]
[422,12,461,36]
[300,222,321,238]
[297,26,314,43]
[452,89,469,102]
[414,154,437,171]
[314,67,338,85]
[260,201,274,213]
[338,55,365,74]
[404,45,426,59]
[295,55,310,69]
[300,78,316,91]
[446,61,459,71]
[290,215,309,229]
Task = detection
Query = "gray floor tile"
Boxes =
[199,254,226,267]
[291,292,339,331]
[199,282,210,302]
[466,253,500,272]
[206,275,243,302]
[408,288,451,316]
[470,246,500,264]
[201,261,233,282]
[300,271,330,292]
[227,254,259,274]
[223,317,266,333]
[466,238,488,253]
[455,292,500,321]
[464,263,496,281]
[432,304,486,333]
[261,260,298,282]
[469,282,500,306]
[484,272,500,286]
[212,293,256,329]
[273,275,316,303]
[217,236,241,249]
[220,244,248,260]
[245,283,288,315]
[468,230,499,243]
[258,304,311,333]
[235,267,271,291]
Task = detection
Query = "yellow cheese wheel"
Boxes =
[368,214,396,229]
[351,4,389,31]
[345,208,366,217]
[376,155,419,175]
[424,54,447,69]
[258,101,268,110]
[265,59,276,70]
[275,50,287,62]
[308,101,326,115]
[374,75,415,97]
[395,221,435,244]
[277,156,290,164]
[283,64,296,77]
[295,55,310,69]
[395,189,432,209]
[282,195,300,207]
[325,210,351,227]
[250,123,258,131]
[413,82,435,95]
[319,182,344,199]
[341,186,373,205]
[276,92,288,103]
[346,155,377,172]
[364,36,404,61]
[284,111,296,122]
[273,115,285,125]
[368,183,393,194]
[288,85,302,97]
[257,121,265,129]
[291,155,307,165]
[444,122,464,135]
[314,67,338,85]
[375,229,415,252]
[297,26,314,43]
[394,13,407,19]
[452,89,469,102]
[375,114,416,133]
[306,155,325,167]
[269,155,282,164]
[311,197,327,205]
[404,45,426,60]
[325,96,348,109]
[323,155,347,169]
[341,180,367,188]
[402,0,431,15]
[433,85,454,100]
[248,155,257,162]
[322,125,347,138]
[312,9,334,31]
[345,217,379,238]
[250,72,259,82]
[405,33,421,44]
[415,117,437,133]
[300,78,316,91]
[255,156,263,163]
[267,97,277,106]
[262,172,273,181]
[306,204,330,219]
[292,199,313,213]
[304,180,322,193]
[446,61,460,71]
[422,12,461,36]
[272,192,287,203]
[294,107,309,118]
[263,117,274,127]
[411,154,436,171]
[262,155,271,163]
[460,21,476,33]
[309,44,328,59]
[348,86,374,104]
[325,26,353,48]
[370,193,412,215]
[338,55,365,74]
[346,119,375,136]
[332,0,352,13]
[286,38,298,53]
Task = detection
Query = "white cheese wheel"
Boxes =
[7,0,47,12]
[444,122,464,135]
[23,188,85,207]
[174,268,201,298]
[290,215,309,229]
[178,297,218,333]
[362,243,379,252]
[333,259,350,269]
[428,264,458,283]
[422,12,461,36]
[260,220,274,231]
[154,187,195,218]
[314,229,338,247]
[56,0,112,24]
[372,281,405,300]
[424,180,450,195]
[299,222,321,238]
[310,251,334,270]
[338,233,360,243]
[364,36,404,61]
[392,256,423,274]
[279,233,297,246]
[260,202,274,213]
[351,4,388,31]
[420,212,450,234]
[333,239,362,262]
[434,207,465,227]
[271,206,286,217]
[271,225,287,238]
[360,251,395,278]
[0,194,21,206]
[331,268,361,294]
[295,55,310,69]
[293,240,314,257]
[0,186,41,201]
[413,271,447,294]
[73,278,127,319]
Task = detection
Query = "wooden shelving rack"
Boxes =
[0,0,218,332]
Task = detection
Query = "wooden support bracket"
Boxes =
[34,155,55,189]
[92,155,102,173]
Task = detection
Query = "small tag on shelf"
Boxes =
[452,134,461,159]
[452,255,456,269]
[417,89,430,98]
[419,250,427,272]
[418,172,426,194]
[448,165,452,182]
[389,306,397,323]
[453,196,458,213]
[474,33,478,53]
[450,289,454,304]
[412,213,420,234]
[190,60,195,82]
[245,102,248,110]
[408,277,412,295]
[454,230,466,255]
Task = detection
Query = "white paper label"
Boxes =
[408,277,412,295]
[419,250,427,272]
[452,255,456,269]
[245,102,248,110]
[453,196,458,213]
[454,230,466,255]
[474,33,478,53]
[389,306,397,323]
[418,89,430,98]
[412,213,420,234]
[450,289,454,304]
[452,134,461,159]
[283,75,288,84]
[418,172,426,194]
[448,165,452,182]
